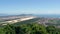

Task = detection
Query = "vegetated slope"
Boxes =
[0,18,60,34]
[0,23,60,34]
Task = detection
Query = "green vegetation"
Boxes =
[0,23,60,34]
[46,20,60,26]
[0,18,60,34]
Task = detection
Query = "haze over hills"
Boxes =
[0,14,27,16]
[0,13,60,18]
[0,13,9,16]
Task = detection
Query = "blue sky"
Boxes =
[0,0,60,15]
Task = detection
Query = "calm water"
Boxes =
[35,14,60,18]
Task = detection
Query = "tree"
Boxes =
[46,26,58,34]
[4,24,16,34]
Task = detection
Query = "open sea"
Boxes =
[35,14,60,18]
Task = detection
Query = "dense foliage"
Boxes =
[0,23,60,34]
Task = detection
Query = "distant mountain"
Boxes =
[18,14,33,16]
[0,14,9,16]
[0,14,34,18]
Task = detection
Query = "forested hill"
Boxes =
[0,23,60,34]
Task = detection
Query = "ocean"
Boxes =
[35,14,60,18]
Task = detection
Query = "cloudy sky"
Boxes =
[0,0,60,15]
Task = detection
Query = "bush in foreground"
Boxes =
[0,23,60,34]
